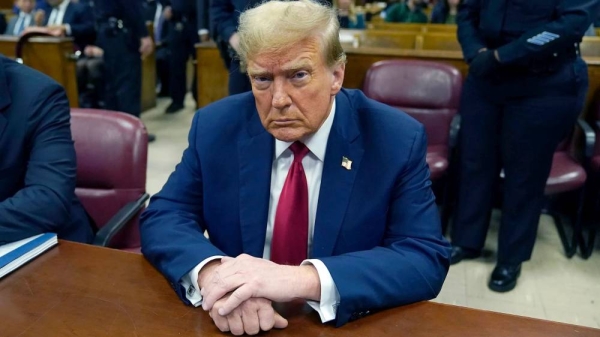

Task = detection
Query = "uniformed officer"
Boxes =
[161,0,201,113]
[94,0,156,140]
[451,0,600,292]
[210,0,262,95]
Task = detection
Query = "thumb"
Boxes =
[273,313,288,329]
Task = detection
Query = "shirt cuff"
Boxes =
[179,256,223,307]
[64,23,71,36]
[198,29,209,35]
[301,259,340,323]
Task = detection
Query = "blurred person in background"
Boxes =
[430,0,461,24]
[385,0,428,23]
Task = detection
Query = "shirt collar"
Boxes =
[19,11,32,18]
[274,98,336,162]
[55,0,70,10]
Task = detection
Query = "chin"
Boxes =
[269,128,304,143]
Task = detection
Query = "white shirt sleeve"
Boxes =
[64,23,71,36]
[301,259,340,322]
[179,256,223,307]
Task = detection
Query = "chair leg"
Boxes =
[551,211,577,258]
[578,189,599,259]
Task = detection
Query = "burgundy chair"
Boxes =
[541,120,595,258]
[363,59,463,229]
[70,109,149,251]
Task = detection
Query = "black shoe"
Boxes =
[165,102,184,114]
[450,245,481,265]
[148,134,156,143]
[489,264,521,292]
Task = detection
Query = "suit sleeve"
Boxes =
[122,0,149,38]
[67,5,96,45]
[497,0,600,65]
[0,84,78,243]
[456,0,487,62]
[318,125,451,327]
[140,112,226,304]
[210,0,238,42]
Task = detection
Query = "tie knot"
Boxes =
[289,141,309,162]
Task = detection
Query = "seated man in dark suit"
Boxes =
[5,0,35,36]
[140,0,450,334]
[0,55,93,245]
[31,0,96,50]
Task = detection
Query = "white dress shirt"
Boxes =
[47,0,71,35]
[13,12,33,36]
[180,99,341,323]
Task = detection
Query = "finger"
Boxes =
[202,276,245,312]
[227,311,244,336]
[273,312,289,329]
[241,305,260,335]
[211,309,230,333]
[219,285,254,316]
[257,304,275,331]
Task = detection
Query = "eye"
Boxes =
[293,71,309,80]
[253,76,271,83]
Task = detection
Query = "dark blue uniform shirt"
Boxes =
[94,0,149,38]
[458,0,600,65]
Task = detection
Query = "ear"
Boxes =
[330,62,345,96]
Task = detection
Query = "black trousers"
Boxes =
[76,56,104,108]
[168,20,198,105]
[98,25,142,117]
[451,58,589,265]
[228,58,252,95]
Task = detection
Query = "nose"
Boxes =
[271,78,292,110]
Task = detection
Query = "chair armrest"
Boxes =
[92,193,150,247]
[575,119,596,159]
[449,114,461,149]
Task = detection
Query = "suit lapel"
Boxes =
[312,90,364,258]
[0,57,11,140]
[238,109,274,258]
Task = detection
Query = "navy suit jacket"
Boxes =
[44,1,95,50]
[0,56,93,245]
[140,88,451,326]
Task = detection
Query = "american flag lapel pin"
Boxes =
[341,156,352,170]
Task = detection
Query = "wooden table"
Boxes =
[1,241,599,337]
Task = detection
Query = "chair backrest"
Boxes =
[70,109,148,249]
[363,59,462,156]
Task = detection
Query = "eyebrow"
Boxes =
[247,60,314,76]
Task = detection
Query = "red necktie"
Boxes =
[271,142,310,265]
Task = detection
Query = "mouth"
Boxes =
[272,119,296,127]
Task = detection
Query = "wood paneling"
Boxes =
[196,42,229,108]
[195,39,600,118]
[142,23,157,112]
[0,36,79,107]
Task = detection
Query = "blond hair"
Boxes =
[237,0,347,72]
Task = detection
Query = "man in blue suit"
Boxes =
[38,0,96,50]
[141,0,450,334]
[0,56,93,245]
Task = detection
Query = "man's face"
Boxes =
[448,0,460,6]
[247,38,345,142]
[16,0,34,13]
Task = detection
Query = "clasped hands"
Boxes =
[469,48,502,78]
[198,254,321,335]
